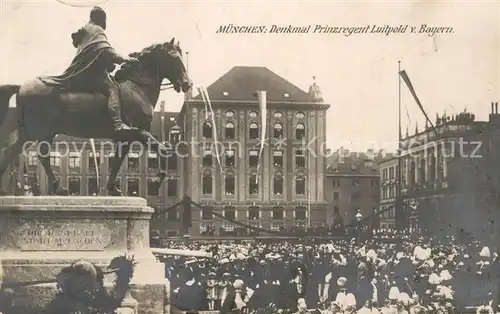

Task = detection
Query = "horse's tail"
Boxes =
[0,84,20,128]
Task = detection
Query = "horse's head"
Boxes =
[129,38,192,93]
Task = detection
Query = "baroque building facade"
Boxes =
[178,66,330,236]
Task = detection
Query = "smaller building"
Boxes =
[325,159,380,229]
[378,156,399,230]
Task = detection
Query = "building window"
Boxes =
[295,123,305,140]
[169,126,181,142]
[273,150,283,167]
[203,149,213,167]
[334,192,339,200]
[88,152,100,171]
[273,175,283,195]
[202,207,213,220]
[371,179,377,187]
[410,161,416,185]
[224,207,236,220]
[167,154,177,171]
[127,178,139,196]
[295,150,305,168]
[248,207,260,220]
[147,177,160,196]
[225,174,235,195]
[147,153,158,171]
[28,151,37,166]
[249,122,259,139]
[295,206,307,220]
[273,111,283,118]
[419,158,426,184]
[273,123,283,139]
[296,111,305,119]
[202,173,212,195]
[249,150,258,168]
[334,206,339,214]
[352,179,360,187]
[49,152,61,167]
[383,169,388,180]
[225,110,235,118]
[225,149,235,167]
[167,208,178,221]
[167,178,177,197]
[333,179,340,187]
[127,153,140,170]
[202,121,213,138]
[272,207,284,220]
[249,174,258,195]
[249,111,258,118]
[68,177,81,196]
[225,122,235,139]
[296,176,306,195]
[88,177,99,196]
[68,152,80,168]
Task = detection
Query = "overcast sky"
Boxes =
[1,0,498,151]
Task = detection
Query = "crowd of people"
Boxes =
[159,233,499,314]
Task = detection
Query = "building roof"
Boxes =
[193,66,317,103]
[0,107,179,143]
[326,160,379,176]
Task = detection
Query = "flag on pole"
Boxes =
[398,70,436,134]
[256,91,267,184]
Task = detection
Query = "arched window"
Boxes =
[295,173,306,195]
[225,110,235,118]
[273,123,283,139]
[273,175,283,195]
[249,111,258,118]
[202,121,212,138]
[273,111,284,118]
[296,111,305,119]
[225,174,235,195]
[248,174,259,195]
[225,121,235,139]
[295,123,305,140]
[202,172,212,195]
[249,122,259,139]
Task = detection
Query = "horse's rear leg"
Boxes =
[37,140,68,196]
[0,133,25,195]
[107,141,129,196]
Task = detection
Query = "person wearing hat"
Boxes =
[205,271,218,311]
[42,6,139,139]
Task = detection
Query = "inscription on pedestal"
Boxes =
[14,222,112,251]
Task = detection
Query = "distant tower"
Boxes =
[308,76,323,102]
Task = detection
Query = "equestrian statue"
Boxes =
[0,6,192,196]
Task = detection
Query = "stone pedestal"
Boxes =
[0,196,168,314]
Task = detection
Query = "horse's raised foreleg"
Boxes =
[0,132,25,195]
[37,140,68,196]
[107,141,129,196]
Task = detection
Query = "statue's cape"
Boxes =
[40,22,114,88]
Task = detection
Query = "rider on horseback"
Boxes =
[41,6,138,138]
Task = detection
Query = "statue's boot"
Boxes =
[106,77,138,140]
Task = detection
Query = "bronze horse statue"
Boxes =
[0,38,191,196]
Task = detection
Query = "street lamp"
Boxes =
[355,210,363,245]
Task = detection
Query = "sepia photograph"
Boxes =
[0,1,499,313]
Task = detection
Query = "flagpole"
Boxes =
[397,61,404,232]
